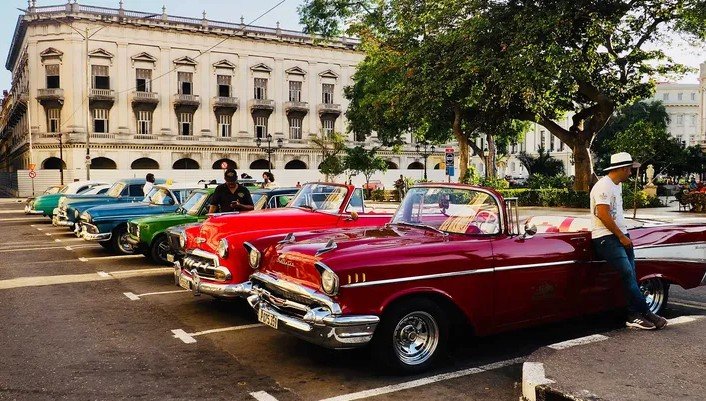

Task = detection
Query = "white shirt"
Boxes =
[590,175,627,239]
[143,181,154,196]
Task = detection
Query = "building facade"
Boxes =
[651,81,704,147]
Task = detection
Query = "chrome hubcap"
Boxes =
[156,239,169,261]
[119,233,135,254]
[640,278,665,314]
[393,311,439,366]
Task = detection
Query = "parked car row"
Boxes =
[25,181,706,373]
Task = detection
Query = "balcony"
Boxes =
[317,103,342,116]
[131,91,159,105]
[36,88,65,105]
[248,98,275,113]
[213,96,240,109]
[284,101,309,116]
[174,94,201,107]
[89,88,115,101]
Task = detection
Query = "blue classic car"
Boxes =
[79,183,202,254]
[54,178,165,229]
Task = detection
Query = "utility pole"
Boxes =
[85,26,91,180]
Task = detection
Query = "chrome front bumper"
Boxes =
[174,261,251,298]
[247,274,379,349]
[25,205,43,215]
[81,224,110,241]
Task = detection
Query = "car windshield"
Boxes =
[252,193,266,210]
[179,191,208,215]
[54,186,68,194]
[391,186,501,235]
[106,182,126,197]
[289,184,348,212]
[147,188,175,206]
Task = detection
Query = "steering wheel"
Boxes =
[472,210,499,233]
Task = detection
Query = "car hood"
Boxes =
[133,212,200,227]
[196,207,340,252]
[86,202,175,221]
[33,193,62,205]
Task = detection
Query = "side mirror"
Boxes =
[346,211,359,221]
[521,223,537,240]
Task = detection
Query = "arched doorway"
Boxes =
[91,157,117,169]
[172,158,200,169]
[284,159,307,169]
[250,159,272,170]
[212,159,237,169]
[131,157,159,169]
[407,161,424,170]
[386,160,399,169]
[41,157,66,169]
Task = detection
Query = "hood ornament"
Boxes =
[278,232,296,245]
[315,239,337,256]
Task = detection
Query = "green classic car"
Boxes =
[128,186,299,264]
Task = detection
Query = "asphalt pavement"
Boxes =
[0,198,704,401]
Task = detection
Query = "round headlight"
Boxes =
[248,248,261,269]
[218,239,229,258]
[321,269,339,295]
[178,231,186,248]
[80,212,91,222]
[74,209,80,218]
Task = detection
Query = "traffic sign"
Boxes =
[28,170,37,179]
[446,166,455,177]
[445,148,454,176]
[220,161,229,169]
[85,154,91,160]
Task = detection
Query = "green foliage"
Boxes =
[498,189,590,208]
[526,174,573,189]
[517,147,565,177]
[480,177,510,189]
[459,165,481,185]
[318,155,346,178]
[622,185,663,208]
[370,188,385,202]
[344,146,388,193]
[311,131,347,180]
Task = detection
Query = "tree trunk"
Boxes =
[572,140,593,192]
[452,107,468,181]
[486,133,496,179]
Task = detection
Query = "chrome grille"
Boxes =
[182,252,218,279]
[251,277,318,308]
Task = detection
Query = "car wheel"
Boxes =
[110,225,136,255]
[149,235,171,265]
[371,298,448,373]
[640,277,669,315]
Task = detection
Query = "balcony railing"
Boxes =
[173,94,201,106]
[89,89,115,100]
[216,136,237,142]
[284,101,309,114]
[36,88,64,100]
[248,98,275,111]
[89,133,115,139]
[132,91,159,104]
[317,103,342,115]
[134,134,158,140]
[175,135,196,141]
[213,96,240,108]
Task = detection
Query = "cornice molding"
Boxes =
[250,63,273,73]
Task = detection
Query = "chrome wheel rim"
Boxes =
[392,311,439,366]
[118,232,135,254]
[640,278,665,314]
[156,238,170,262]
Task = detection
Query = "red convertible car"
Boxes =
[244,183,706,372]
[174,182,393,298]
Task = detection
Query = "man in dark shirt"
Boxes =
[209,168,255,213]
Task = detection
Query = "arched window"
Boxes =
[91,157,117,169]
[212,159,237,169]
[284,159,307,169]
[41,157,66,169]
[407,161,424,170]
[250,159,272,170]
[131,157,159,169]
[433,163,442,170]
[172,158,200,169]
[510,162,516,172]
[385,160,399,169]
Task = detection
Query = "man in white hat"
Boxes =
[590,152,667,330]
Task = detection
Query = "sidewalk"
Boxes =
[522,316,706,401]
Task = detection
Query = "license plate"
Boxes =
[258,309,278,329]
[166,254,175,263]
[178,276,190,291]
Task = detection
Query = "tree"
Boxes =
[311,131,346,181]
[344,146,388,195]
[517,147,565,177]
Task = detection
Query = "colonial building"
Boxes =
[652,81,703,147]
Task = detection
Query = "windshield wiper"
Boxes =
[297,204,316,211]
[393,221,448,236]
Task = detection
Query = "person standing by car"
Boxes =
[143,173,155,195]
[394,175,406,201]
[261,171,278,189]
[209,168,254,213]
[591,152,667,330]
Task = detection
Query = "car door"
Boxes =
[491,230,592,330]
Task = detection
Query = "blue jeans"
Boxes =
[592,234,649,315]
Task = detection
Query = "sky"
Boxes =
[0,0,703,90]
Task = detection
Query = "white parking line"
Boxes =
[123,289,188,300]
[0,245,85,253]
[250,391,280,401]
[0,268,173,290]
[171,324,265,344]
[79,255,144,262]
[670,300,706,311]
[0,217,45,222]
[318,357,526,401]
[667,315,704,325]
[547,334,609,350]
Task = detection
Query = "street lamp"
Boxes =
[415,141,436,181]
[255,134,283,173]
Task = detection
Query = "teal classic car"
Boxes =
[80,183,201,254]
[129,186,299,264]
[54,178,165,229]
[25,181,107,217]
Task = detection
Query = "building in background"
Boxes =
[651,82,702,147]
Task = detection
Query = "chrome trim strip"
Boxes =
[494,260,581,272]
[342,268,494,288]
[634,241,706,250]
[634,258,706,263]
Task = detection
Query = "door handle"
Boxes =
[570,236,587,242]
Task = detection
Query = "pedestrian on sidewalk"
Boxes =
[590,152,667,330]
[143,173,155,195]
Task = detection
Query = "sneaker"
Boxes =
[626,314,656,330]
[645,312,668,329]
